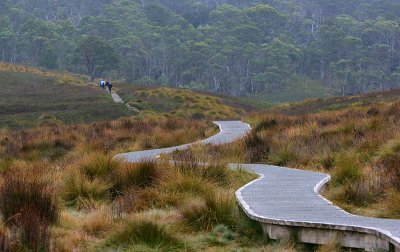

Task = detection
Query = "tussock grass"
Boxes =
[81,207,114,237]
[172,149,231,186]
[79,153,121,180]
[181,190,236,231]
[61,169,112,207]
[242,100,400,217]
[106,215,186,251]
[0,162,59,250]
[176,96,400,219]
[383,190,400,219]
[331,154,363,185]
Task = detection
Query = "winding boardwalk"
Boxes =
[117,121,400,251]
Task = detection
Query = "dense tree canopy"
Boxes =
[74,36,120,80]
[1,0,400,96]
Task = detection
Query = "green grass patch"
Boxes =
[0,70,131,128]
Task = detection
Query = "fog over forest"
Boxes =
[1,0,400,96]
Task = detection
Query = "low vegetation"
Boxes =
[0,116,195,249]
[116,85,245,120]
[0,66,131,128]
[0,110,326,251]
[0,63,88,86]
[3,62,400,250]
[273,89,400,115]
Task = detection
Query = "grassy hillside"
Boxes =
[116,84,247,120]
[273,88,400,115]
[0,64,131,128]
[0,63,262,128]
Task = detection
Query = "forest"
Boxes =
[1,0,400,96]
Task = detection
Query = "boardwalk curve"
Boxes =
[117,121,400,251]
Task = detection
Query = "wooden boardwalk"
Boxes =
[117,121,400,251]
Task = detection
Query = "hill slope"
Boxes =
[115,84,253,120]
[0,64,259,128]
[0,64,131,128]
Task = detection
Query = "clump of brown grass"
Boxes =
[79,153,121,180]
[81,207,114,237]
[0,162,59,251]
[112,159,160,197]
[61,169,111,208]
[105,214,186,250]
[331,154,363,185]
[181,190,236,231]
[383,190,400,218]
[172,149,231,186]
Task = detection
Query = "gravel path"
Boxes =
[109,91,139,112]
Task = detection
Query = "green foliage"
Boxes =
[2,0,400,100]
[206,225,236,246]
[74,36,120,80]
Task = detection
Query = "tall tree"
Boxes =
[74,36,120,80]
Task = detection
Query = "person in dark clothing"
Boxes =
[105,81,110,91]
[108,82,113,93]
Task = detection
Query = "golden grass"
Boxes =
[117,85,244,120]
[241,101,400,217]
[0,113,277,250]
[0,62,88,86]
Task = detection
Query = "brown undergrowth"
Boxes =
[0,116,217,250]
[0,116,296,251]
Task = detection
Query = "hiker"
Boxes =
[105,80,110,91]
[100,79,104,89]
[108,81,113,93]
